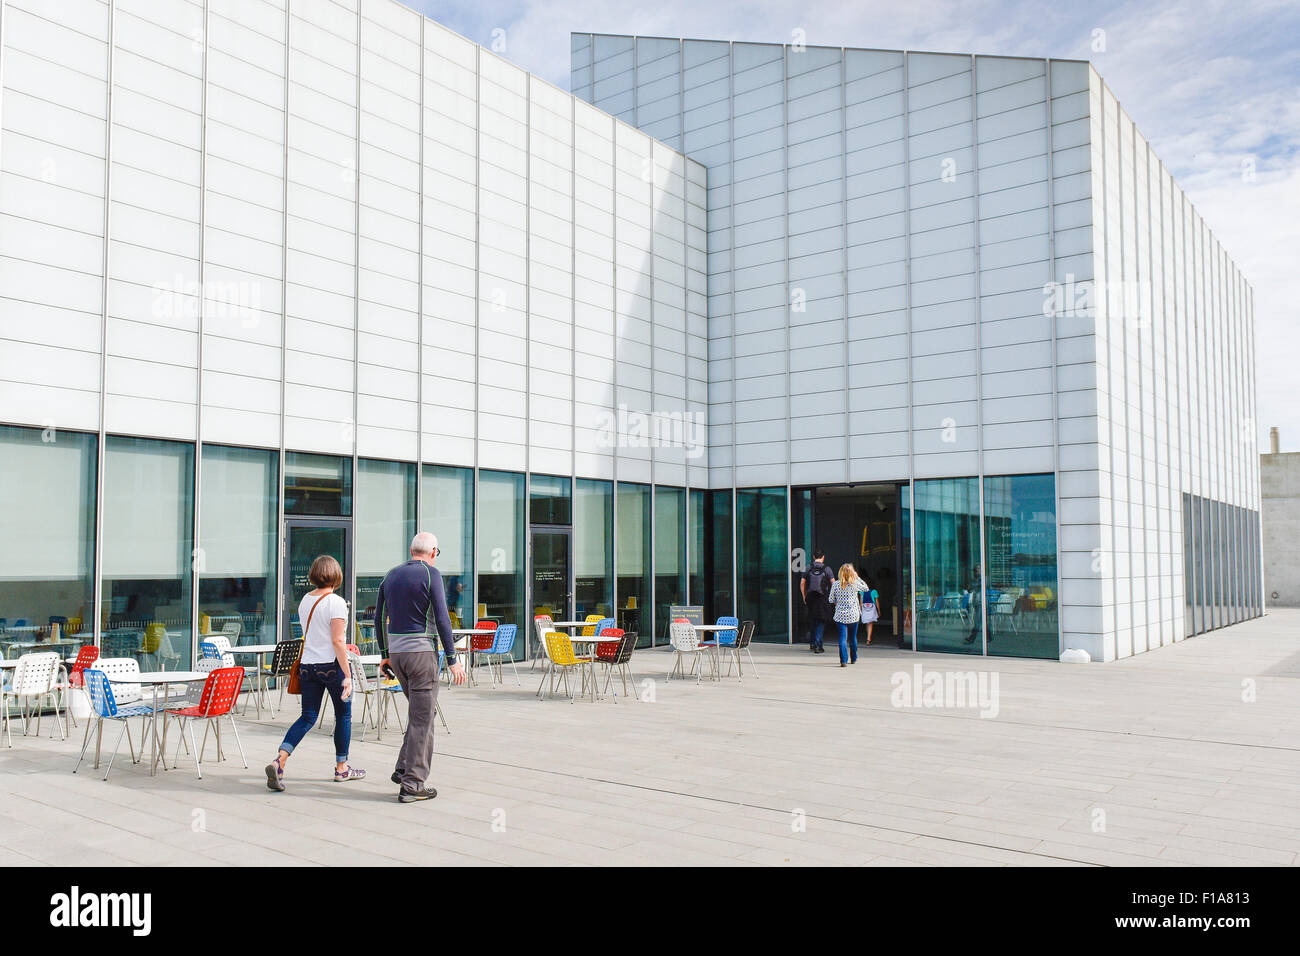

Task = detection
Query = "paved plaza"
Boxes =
[1,612,1297,867]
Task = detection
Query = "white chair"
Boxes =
[202,634,258,715]
[220,621,242,645]
[346,651,444,741]
[2,653,64,745]
[667,621,714,683]
[530,615,554,672]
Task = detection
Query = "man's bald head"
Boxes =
[410,531,438,560]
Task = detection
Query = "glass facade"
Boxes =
[422,465,474,630]
[0,414,1255,666]
[913,478,982,655]
[477,470,525,627]
[198,445,277,647]
[0,425,97,658]
[356,459,416,646]
[983,475,1059,660]
[654,485,686,645]
[102,436,195,669]
[1182,492,1261,636]
[616,482,652,646]
[736,487,787,643]
[575,478,612,620]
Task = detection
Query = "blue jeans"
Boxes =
[280,661,351,764]
[837,621,858,664]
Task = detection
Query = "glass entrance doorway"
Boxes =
[530,527,572,651]
[284,519,351,640]
[792,483,906,649]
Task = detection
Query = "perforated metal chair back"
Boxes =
[594,627,625,661]
[192,667,244,718]
[199,640,222,661]
[580,614,603,637]
[736,621,755,648]
[271,639,303,675]
[715,616,740,646]
[594,617,616,636]
[82,668,118,719]
[92,657,142,704]
[544,632,578,667]
[68,645,100,687]
[11,652,60,697]
[489,624,518,655]
[669,620,700,653]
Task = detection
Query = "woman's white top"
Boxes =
[298,591,349,664]
[828,579,868,624]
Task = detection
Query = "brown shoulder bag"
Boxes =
[287,592,329,696]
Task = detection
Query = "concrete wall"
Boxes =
[1261,452,1300,606]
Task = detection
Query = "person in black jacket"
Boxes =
[800,550,833,654]
[375,532,467,803]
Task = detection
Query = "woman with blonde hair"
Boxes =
[828,562,868,667]
[265,554,365,791]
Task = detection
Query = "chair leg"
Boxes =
[745,646,758,676]
[436,702,450,734]
[508,655,521,687]
[226,715,247,768]
[187,720,203,779]
[104,720,130,781]
[73,715,95,773]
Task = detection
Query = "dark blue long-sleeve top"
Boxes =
[374,559,457,662]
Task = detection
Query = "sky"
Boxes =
[404,0,1300,454]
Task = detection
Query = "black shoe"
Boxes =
[398,786,437,803]
[391,770,403,785]
[962,634,976,644]
[840,662,847,667]
[809,643,818,652]
[850,659,857,664]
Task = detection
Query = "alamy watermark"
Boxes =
[595,404,706,459]
[890,664,1000,719]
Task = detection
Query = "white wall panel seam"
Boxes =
[970,55,989,658]
[1045,59,1063,656]
[190,0,210,658]
[92,0,116,650]
[903,50,917,652]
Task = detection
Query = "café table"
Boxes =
[563,633,610,702]
[225,643,280,719]
[692,624,735,681]
[451,628,495,686]
[105,670,206,775]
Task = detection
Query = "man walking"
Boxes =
[375,531,467,803]
[799,549,833,654]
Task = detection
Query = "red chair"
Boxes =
[471,620,497,653]
[345,643,360,656]
[161,666,246,779]
[593,628,638,702]
[67,645,100,688]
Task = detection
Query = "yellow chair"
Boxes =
[449,610,462,630]
[538,632,592,702]
[142,623,165,654]
[198,613,211,636]
[580,613,602,637]
[66,617,82,637]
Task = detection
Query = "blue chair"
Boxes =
[479,624,520,688]
[199,640,223,661]
[713,615,740,647]
[593,617,616,636]
[74,669,157,780]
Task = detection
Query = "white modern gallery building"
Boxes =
[0,0,1262,669]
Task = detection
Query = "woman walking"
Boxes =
[860,575,880,646]
[265,555,365,791]
[828,563,869,667]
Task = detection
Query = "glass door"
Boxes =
[284,519,351,640]
[530,527,572,651]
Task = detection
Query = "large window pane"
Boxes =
[654,485,686,645]
[198,445,277,647]
[421,465,474,630]
[901,482,914,649]
[0,425,96,657]
[616,482,652,646]
[688,488,704,609]
[790,487,814,645]
[913,477,981,655]
[1183,493,1195,637]
[530,474,571,525]
[575,478,612,620]
[983,474,1059,660]
[711,491,734,621]
[478,470,525,628]
[103,436,195,669]
[285,451,352,516]
[737,486,787,643]
[356,459,416,648]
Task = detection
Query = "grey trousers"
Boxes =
[389,651,441,791]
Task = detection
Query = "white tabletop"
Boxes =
[359,654,382,665]
[551,621,594,628]
[228,644,278,653]
[451,628,494,635]
[109,670,206,684]
[0,660,17,669]
[693,624,734,631]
